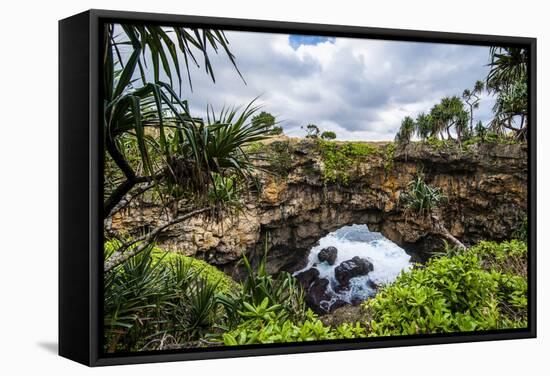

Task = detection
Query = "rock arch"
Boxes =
[110,140,527,276]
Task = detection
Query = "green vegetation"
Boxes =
[318,140,378,184]
[462,80,485,132]
[103,24,277,271]
[383,143,396,172]
[401,174,447,216]
[251,111,284,136]
[303,124,320,138]
[103,240,236,352]
[395,116,416,145]
[223,309,365,345]
[101,22,529,354]
[321,131,337,140]
[364,240,527,336]
[104,236,528,351]
[268,141,294,177]
[487,47,528,141]
[394,47,528,146]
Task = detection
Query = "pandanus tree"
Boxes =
[403,96,468,145]
[415,113,432,141]
[430,96,469,144]
[304,124,320,138]
[462,80,485,133]
[429,102,456,141]
[395,116,416,146]
[486,47,528,140]
[103,23,271,271]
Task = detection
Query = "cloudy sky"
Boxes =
[126,27,497,141]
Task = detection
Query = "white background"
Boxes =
[0,0,546,374]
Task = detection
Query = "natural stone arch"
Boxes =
[110,140,527,277]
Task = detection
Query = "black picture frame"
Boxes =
[59,9,537,367]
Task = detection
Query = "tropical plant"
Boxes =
[103,23,275,270]
[218,236,307,329]
[440,96,469,144]
[103,243,171,352]
[415,113,432,141]
[487,47,527,93]
[103,23,242,215]
[222,309,366,345]
[462,80,485,132]
[491,80,528,140]
[364,240,528,336]
[103,240,234,352]
[486,47,528,140]
[474,121,487,139]
[395,116,416,145]
[321,131,337,140]
[428,103,447,140]
[303,124,320,138]
[401,175,447,216]
[172,276,221,338]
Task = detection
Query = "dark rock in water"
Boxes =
[318,246,338,265]
[304,278,344,314]
[304,278,330,313]
[296,269,345,313]
[335,256,374,287]
[295,268,320,289]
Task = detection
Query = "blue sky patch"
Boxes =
[289,35,335,49]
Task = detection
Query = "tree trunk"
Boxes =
[431,215,466,250]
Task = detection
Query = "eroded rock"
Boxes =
[110,139,527,274]
[318,246,338,265]
[334,256,374,288]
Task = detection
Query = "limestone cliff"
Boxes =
[109,138,527,274]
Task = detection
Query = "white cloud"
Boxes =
[165,29,496,141]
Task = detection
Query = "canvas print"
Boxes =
[102,22,529,354]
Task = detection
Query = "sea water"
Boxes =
[294,224,412,306]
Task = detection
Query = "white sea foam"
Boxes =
[294,224,412,305]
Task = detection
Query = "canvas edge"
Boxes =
[58,8,537,367]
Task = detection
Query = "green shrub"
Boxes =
[363,241,528,336]
[401,174,447,215]
[245,141,264,154]
[218,238,307,328]
[150,246,237,294]
[267,141,294,177]
[269,126,284,135]
[383,143,396,172]
[318,140,377,184]
[103,240,236,352]
[320,131,337,140]
[222,308,366,345]
[468,240,527,277]
[425,136,449,149]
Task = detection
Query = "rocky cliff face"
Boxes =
[110,138,528,275]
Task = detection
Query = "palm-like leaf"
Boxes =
[486,47,527,93]
[103,22,266,217]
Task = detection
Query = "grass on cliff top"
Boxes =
[317,139,390,184]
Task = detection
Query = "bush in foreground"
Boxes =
[363,240,527,336]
